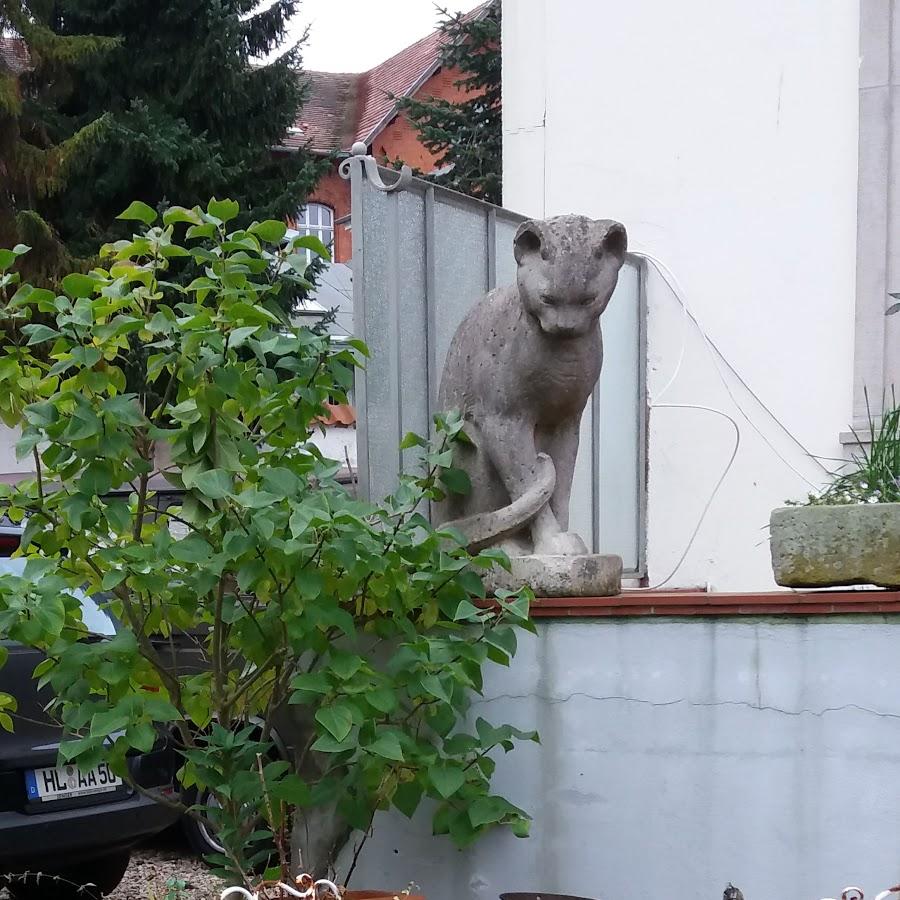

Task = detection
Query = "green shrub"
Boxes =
[0,199,536,885]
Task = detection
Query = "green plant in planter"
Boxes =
[791,390,900,506]
[0,199,538,885]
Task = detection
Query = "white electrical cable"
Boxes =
[618,250,828,590]
[626,403,741,592]
[639,253,690,405]
[633,250,827,489]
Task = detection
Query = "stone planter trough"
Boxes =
[770,502,900,589]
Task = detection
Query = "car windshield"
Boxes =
[0,558,116,636]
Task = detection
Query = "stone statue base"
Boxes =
[486,553,623,598]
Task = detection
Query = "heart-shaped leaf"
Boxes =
[429,764,466,799]
[117,200,157,225]
[315,705,354,742]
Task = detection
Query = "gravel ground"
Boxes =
[0,836,225,900]
[108,843,225,900]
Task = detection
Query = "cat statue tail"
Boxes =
[440,453,556,554]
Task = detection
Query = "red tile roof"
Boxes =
[353,25,446,148]
[287,70,360,153]
[317,402,356,427]
[287,2,490,154]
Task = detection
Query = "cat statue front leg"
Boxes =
[476,416,587,555]
[534,414,588,555]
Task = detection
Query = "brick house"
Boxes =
[280,4,488,264]
[0,12,487,474]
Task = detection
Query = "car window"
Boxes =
[0,557,116,637]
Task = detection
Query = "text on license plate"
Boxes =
[25,762,122,802]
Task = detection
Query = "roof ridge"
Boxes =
[287,2,491,154]
[304,68,359,79]
[362,25,443,80]
[361,0,491,77]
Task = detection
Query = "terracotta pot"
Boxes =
[343,891,425,900]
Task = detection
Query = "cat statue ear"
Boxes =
[594,220,627,262]
[515,218,626,265]
[514,220,547,264]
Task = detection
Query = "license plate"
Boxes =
[25,762,122,802]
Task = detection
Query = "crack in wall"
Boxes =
[473,691,900,720]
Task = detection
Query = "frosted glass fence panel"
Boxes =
[347,157,646,573]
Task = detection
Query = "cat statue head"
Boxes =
[514,214,627,339]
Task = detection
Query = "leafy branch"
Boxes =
[0,199,537,885]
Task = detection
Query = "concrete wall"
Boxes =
[501,0,861,590]
[345,616,900,900]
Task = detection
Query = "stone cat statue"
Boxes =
[435,214,627,556]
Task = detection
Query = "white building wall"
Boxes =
[0,426,30,478]
[313,424,358,472]
[501,0,860,590]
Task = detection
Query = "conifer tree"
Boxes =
[1,0,327,284]
[0,0,113,282]
[395,1,501,204]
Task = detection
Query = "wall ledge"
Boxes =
[530,590,900,618]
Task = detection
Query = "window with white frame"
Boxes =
[291,203,334,258]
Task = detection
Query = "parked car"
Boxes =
[0,480,341,867]
[0,524,181,899]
